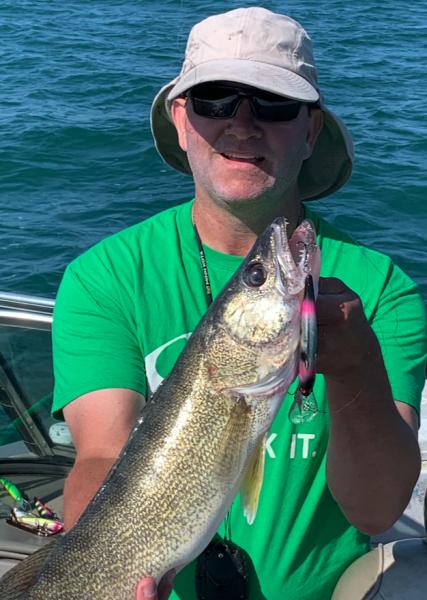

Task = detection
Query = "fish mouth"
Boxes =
[219,217,319,399]
[271,218,318,296]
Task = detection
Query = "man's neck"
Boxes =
[192,195,304,256]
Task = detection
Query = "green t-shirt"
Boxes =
[52,201,426,600]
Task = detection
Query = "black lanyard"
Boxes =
[193,220,213,306]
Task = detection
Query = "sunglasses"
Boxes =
[187,82,305,122]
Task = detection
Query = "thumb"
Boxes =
[136,578,157,600]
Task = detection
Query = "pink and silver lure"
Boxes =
[289,271,319,424]
[0,477,63,536]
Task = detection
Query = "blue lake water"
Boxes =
[0,0,426,302]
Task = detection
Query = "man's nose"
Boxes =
[225,99,262,139]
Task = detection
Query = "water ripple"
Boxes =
[0,0,425,302]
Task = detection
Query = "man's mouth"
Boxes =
[221,153,264,164]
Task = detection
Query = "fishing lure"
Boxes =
[0,477,32,512]
[8,509,64,536]
[0,477,63,536]
[289,273,319,424]
[34,497,58,519]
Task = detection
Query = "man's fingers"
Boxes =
[135,571,175,600]
[136,577,157,599]
[316,278,361,325]
[318,277,350,295]
[317,296,361,325]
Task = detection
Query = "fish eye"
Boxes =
[243,262,267,287]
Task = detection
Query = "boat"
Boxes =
[0,291,72,578]
[0,290,425,597]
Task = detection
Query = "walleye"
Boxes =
[0,217,319,599]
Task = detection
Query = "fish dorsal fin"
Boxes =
[241,434,267,525]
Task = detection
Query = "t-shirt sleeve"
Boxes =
[51,252,147,420]
[369,260,426,415]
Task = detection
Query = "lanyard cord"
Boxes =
[192,220,213,306]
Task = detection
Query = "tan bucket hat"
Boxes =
[150,7,354,201]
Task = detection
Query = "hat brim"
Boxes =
[150,78,354,201]
[168,59,320,103]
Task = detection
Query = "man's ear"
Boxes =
[170,98,188,152]
[304,108,324,159]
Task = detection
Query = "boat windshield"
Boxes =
[0,292,74,461]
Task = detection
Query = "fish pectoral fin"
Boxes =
[214,406,249,482]
[241,434,267,525]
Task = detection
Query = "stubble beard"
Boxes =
[193,167,301,228]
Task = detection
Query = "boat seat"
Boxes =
[332,538,427,599]
[333,461,427,600]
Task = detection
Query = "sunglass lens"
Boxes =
[191,96,238,118]
[190,84,239,118]
[188,83,305,122]
[253,97,302,121]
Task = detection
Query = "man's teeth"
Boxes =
[222,153,262,163]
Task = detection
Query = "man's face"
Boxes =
[171,84,323,208]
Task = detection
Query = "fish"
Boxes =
[0,216,319,599]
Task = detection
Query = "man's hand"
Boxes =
[315,278,420,534]
[316,277,381,383]
[136,572,175,600]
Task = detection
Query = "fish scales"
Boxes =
[32,364,252,596]
[0,217,319,599]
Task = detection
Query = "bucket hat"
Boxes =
[150,7,354,201]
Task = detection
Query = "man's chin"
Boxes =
[214,191,279,216]
[208,177,275,202]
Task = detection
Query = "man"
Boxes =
[52,7,426,600]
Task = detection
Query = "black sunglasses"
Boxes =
[187,82,305,123]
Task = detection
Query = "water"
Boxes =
[0,0,426,302]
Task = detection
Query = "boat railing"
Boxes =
[0,292,54,331]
